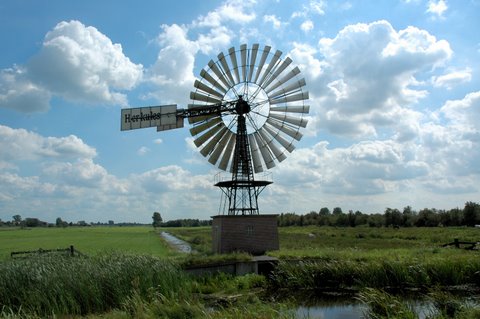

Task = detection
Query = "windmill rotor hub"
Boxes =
[235,96,250,115]
[222,82,269,134]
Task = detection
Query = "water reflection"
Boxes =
[160,231,192,253]
[296,303,365,319]
[287,290,478,319]
[294,301,432,319]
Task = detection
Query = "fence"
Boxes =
[442,238,479,250]
[10,245,84,258]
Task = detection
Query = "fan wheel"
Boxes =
[189,43,309,173]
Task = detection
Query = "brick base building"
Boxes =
[211,215,279,255]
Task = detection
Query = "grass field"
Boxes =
[165,225,480,256]
[3,225,479,262]
[0,226,175,259]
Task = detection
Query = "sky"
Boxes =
[0,0,479,224]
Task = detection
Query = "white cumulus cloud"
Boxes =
[264,15,282,29]
[0,20,143,113]
[146,24,198,105]
[0,66,51,113]
[0,125,97,161]
[301,20,314,33]
[427,0,448,18]
[304,20,452,139]
[192,0,256,28]
[432,68,472,89]
[137,146,150,156]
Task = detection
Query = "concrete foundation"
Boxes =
[184,256,279,276]
[211,214,279,255]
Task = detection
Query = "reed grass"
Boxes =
[0,253,291,318]
[357,288,417,319]
[358,288,480,319]
[0,253,188,316]
[269,253,480,291]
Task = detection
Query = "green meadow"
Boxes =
[165,225,480,256]
[0,226,174,259]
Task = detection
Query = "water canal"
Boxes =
[160,231,193,253]
[160,232,479,318]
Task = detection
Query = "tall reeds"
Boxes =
[0,253,188,316]
[269,255,480,291]
[358,288,480,319]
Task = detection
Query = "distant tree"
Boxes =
[319,207,331,216]
[24,218,46,227]
[347,210,356,227]
[12,214,22,226]
[278,213,299,227]
[162,220,181,227]
[354,211,367,226]
[402,206,416,227]
[415,208,439,227]
[77,220,87,226]
[446,208,463,226]
[332,207,343,215]
[367,213,384,227]
[334,212,349,227]
[385,208,402,227]
[317,214,331,226]
[304,211,319,225]
[463,202,480,227]
[299,215,304,226]
[56,217,68,227]
[152,212,163,229]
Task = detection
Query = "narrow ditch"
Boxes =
[160,231,193,253]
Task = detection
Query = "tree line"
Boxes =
[3,202,479,229]
[277,202,480,228]
[0,215,145,228]
[152,212,211,228]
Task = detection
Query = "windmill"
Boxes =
[121,44,309,254]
